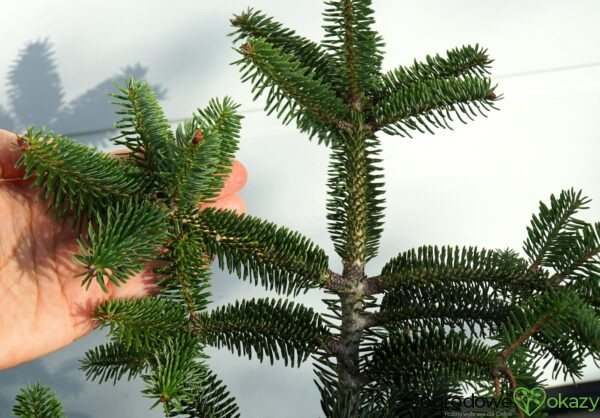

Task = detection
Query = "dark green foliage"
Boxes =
[171,97,243,204]
[12,382,66,418]
[15,126,147,224]
[380,284,511,337]
[112,81,244,208]
[366,329,498,386]
[364,376,464,418]
[193,207,330,295]
[166,370,240,418]
[317,390,381,418]
[322,0,384,100]
[111,78,176,176]
[80,333,242,416]
[234,37,348,146]
[225,0,600,407]
[79,338,150,384]
[12,0,600,416]
[375,44,492,96]
[227,18,508,416]
[230,8,336,81]
[523,188,590,270]
[377,245,543,338]
[533,331,586,381]
[95,298,190,350]
[496,290,576,350]
[230,0,498,143]
[553,221,600,285]
[326,129,385,263]
[372,75,497,136]
[380,245,539,291]
[496,290,600,381]
[154,220,214,313]
[171,118,222,203]
[13,76,251,413]
[193,97,243,201]
[141,333,206,412]
[195,298,331,367]
[73,199,168,291]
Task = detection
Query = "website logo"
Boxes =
[513,387,546,416]
[512,386,599,416]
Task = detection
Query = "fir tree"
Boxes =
[8,1,600,417]
[12,382,66,418]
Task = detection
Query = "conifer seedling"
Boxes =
[9,1,600,417]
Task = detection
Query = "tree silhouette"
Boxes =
[1,38,165,146]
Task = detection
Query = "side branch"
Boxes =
[361,275,384,295]
[323,270,351,293]
[229,8,336,82]
[371,76,498,137]
[500,365,524,418]
[186,207,330,296]
[322,271,383,295]
[191,298,331,367]
[499,364,518,390]
[237,39,348,130]
[499,315,552,359]
[373,44,491,100]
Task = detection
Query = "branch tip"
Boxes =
[241,43,252,56]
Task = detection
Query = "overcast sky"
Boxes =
[1,1,600,417]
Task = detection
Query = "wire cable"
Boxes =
[51,61,600,139]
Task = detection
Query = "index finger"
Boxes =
[0,130,25,179]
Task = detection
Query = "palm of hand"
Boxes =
[0,130,247,369]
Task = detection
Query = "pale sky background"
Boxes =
[0,1,599,417]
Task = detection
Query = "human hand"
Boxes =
[0,129,247,370]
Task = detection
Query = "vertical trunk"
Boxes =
[337,127,369,411]
[339,262,365,403]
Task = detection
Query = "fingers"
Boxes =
[0,130,25,179]
[109,148,131,159]
[199,193,246,215]
[217,160,248,199]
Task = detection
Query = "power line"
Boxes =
[496,61,600,79]
[60,61,600,139]
[60,108,264,139]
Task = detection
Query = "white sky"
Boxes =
[1,1,599,417]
